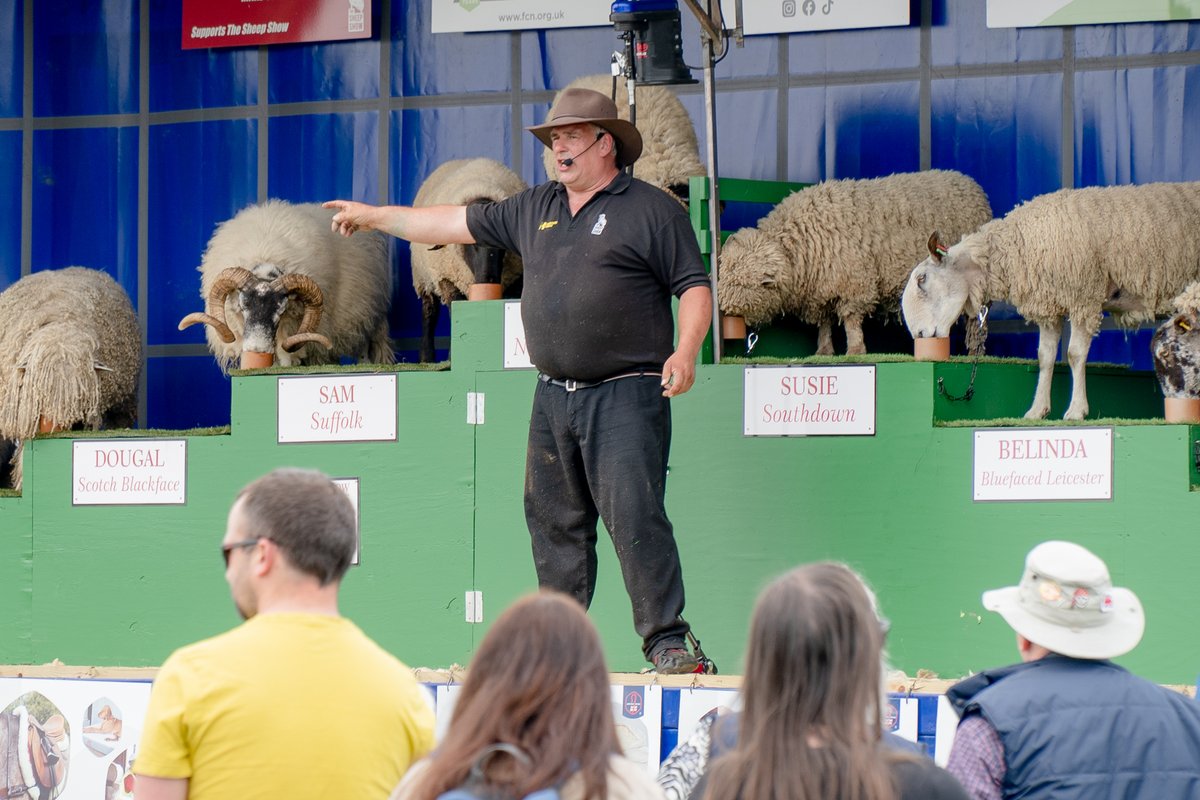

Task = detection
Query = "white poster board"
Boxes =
[331,477,361,565]
[972,427,1113,502]
[611,684,662,779]
[731,0,909,35]
[433,0,610,33]
[987,0,1197,28]
[0,676,152,800]
[72,439,187,506]
[503,301,534,370]
[743,365,876,436]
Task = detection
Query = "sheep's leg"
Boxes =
[367,322,397,365]
[816,320,835,356]
[1025,318,1062,419]
[419,293,440,364]
[843,313,866,355]
[1063,312,1101,420]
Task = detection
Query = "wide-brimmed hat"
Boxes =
[526,88,643,168]
[982,540,1144,660]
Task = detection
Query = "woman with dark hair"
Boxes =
[701,563,967,800]
[390,591,665,800]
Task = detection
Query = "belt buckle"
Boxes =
[564,379,579,392]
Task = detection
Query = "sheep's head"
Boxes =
[179,267,333,359]
[0,328,106,439]
[716,227,791,326]
[1152,309,1200,398]
[901,231,987,339]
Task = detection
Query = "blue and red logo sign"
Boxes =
[623,687,645,718]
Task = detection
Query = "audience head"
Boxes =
[706,562,897,800]
[983,539,1144,660]
[409,591,619,800]
[223,468,357,618]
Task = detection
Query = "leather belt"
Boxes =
[537,370,661,392]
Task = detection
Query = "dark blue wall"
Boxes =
[2,0,1199,428]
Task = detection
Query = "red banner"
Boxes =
[182,0,371,50]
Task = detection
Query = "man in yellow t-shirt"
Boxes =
[134,468,435,800]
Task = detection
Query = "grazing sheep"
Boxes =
[541,74,704,202]
[718,170,992,355]
[0,267,142,490]
[411,158,527,362]
[1151,281,1200,400]
[180,200,394,373]
[902,181,1200,419]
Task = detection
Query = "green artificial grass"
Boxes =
[938,417,1172,428]
[230,362,449,376]
[719,353,1133,369]
[34,426,230,440]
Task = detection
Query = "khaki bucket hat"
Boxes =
[527,88,643,168]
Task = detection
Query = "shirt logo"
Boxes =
[538,220,559,231]
[591,214,607,236]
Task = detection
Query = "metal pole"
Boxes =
[701,1,723,361]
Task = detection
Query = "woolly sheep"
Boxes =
[541,74,704,201]
[902,181,1200,420]
[180,200,394,373]
[411,158,527,362]
[0,267,142,490]
[718,170,993,355]
[1151,281,1200,400]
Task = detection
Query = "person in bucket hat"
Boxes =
[324,87,713,674]
[944,540,1200,800]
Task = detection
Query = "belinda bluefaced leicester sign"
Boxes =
[973,428,1114,502]
[182,0,371,49]
[743,365,876,436]
[73,440,187,505]
[277,374,397,443]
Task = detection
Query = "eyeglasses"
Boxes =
[221,538,261,567]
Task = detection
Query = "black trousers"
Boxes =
[524,374,690,660]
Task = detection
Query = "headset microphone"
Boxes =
[559,131,605,168]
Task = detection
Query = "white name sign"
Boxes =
[73,439,187,505]
[730,0,909,35]
[332,477,361,565]
[973,427,1113,501]
[432,0,609,33]
[743,365,876,436]
[503,300,533,369]
[277,374,397,443]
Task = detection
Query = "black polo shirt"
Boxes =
[465,172,710,381]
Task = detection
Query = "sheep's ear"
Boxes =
[927,231,947,263]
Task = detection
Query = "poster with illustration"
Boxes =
[610,685,662,778]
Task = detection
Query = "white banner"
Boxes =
[432,0,610,33]
[987,0,1196,28]
[973,427,1113,502]
[743,365,876,436]
[73,440,187,506]
[732,0,909,35]
[277,374,397,444]
[0,676,151,800]
[503,301,534,369]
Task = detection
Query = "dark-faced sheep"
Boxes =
[902,181,1200,419]
[718,170,993,355]
[1152,281,1200,401]
[180,200,394,372]
[411,158,527,362]
[0,267,142,490]
[541,74,704,202]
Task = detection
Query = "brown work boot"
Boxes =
[651,647,699,675]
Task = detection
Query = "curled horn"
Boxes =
[274,273,333,352]
[178,267,259,343]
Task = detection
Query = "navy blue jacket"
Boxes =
[947,656,1200,800]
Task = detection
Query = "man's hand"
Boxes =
[322,200,376,237]
[660,350,698,397]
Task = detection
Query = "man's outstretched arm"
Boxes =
[322,200,474,245]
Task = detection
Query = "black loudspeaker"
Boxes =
[611,2,697,86]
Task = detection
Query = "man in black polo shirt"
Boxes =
[324,88,712,674]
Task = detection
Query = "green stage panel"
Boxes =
[0,488,31,664]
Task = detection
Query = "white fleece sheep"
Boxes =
[718,170,993,354]
[410,158,527,362]
[902,181,1200,419]
[541,74,704,201]
[181,200,394,373]
[0,267,142,490]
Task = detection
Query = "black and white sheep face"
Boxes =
[236,282,291,355]
[716,227,792,326]
[1152,311,1200,398]
[901,255,972,339]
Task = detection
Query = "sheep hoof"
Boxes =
[1023,406,1050,420]
[1063,407,1088,421]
